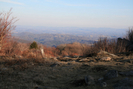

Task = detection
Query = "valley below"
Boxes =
[13,26,126,46]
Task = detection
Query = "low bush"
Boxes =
[29,41,38,49]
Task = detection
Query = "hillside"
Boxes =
[13,26,126,46]
[14,26,126,39]
[13,32,95,46]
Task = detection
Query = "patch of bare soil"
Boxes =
[0,55,133,89]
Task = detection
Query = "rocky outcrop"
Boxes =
[72,70,119,88]
[85,75,95,85]
[97,50,118,57]
[100,57,111,61]
[103,70,118,80]
[119,70,133,76]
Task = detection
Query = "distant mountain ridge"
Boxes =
[13,32,94,46]
[14,26,126,38]
[13,26,127,46]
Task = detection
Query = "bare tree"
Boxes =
[0,8,17,50]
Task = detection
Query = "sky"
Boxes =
[0,0,133,29]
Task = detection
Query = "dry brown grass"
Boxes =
[57,42,90,57]
[84,37,127,57]
[0,55,133,89]
[1,57,58,71]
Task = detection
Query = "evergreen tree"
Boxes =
[30,41,38,49]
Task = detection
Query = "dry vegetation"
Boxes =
[0,9,133,89]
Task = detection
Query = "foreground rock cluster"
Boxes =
[73,70,133,88]
[0,50,133,89]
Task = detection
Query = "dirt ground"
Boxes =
[0,55,133,89]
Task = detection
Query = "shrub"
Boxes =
[127,27,133,41]
[30,41,38,49]
[0,8,17,50]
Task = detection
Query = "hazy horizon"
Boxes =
[0,0,133,29]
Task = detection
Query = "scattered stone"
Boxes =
[79,58,89,62]
[97,77,107,87]
[85,75,95,85]
[100,57,112,61]
[78,58,95,62]
[72,55,79,58]
[50,57,58,61]
[98,77,104,81]
[97,50,118,57]
[72,75,95,87]
[113,78,133,89]
[63,56,71,58]
[104,70,118,80]
[99,82,107,87]
[13,54,23,58]
[119,70,133,76]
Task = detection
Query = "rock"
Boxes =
[13,54,23,58]
[99,82,107,87]
[79,58,89,62]
[97,77,107,87]
[113,78,133,89]
[98,77,104,81]
[72,55,79,58]
[119,70,133,76]
[85,75,95,85]
[104,70,118,80]
[72,75,95,86]
[100,57,111,61]
[63,56,71,58]
[97,50,118,57]
[78,58,95,62]
[50,57,58,61]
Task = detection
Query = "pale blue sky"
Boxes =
[0,0,133,28]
